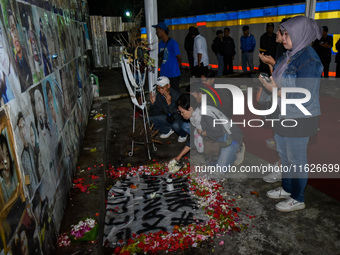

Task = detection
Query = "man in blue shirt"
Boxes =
[240,25,256,72]
[152,22,182,91]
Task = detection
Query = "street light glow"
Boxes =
[125,11,131,17]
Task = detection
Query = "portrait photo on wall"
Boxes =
[42,76,64,145]
[0,0,34,93]
[0,198,26,254]
[17,2,44,83]
[0,108,26,254]
[15,109,41,201]
[29,83,52,160]
[34,7,56,76]
[56,15,72,64]
[8,204,42,255]
[59,66,74,119]
[0,18,18,107]
[70,60,81,99]
[0,108,24,214]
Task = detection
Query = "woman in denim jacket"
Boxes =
[259,16,323,212]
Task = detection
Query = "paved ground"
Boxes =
[56,68,340,255]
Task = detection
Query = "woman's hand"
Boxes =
[173,145,191,162]
[173,156,181,162]
[197,129,206,136]
[258,75,278,94]
[259,53,275,66]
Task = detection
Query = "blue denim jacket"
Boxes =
[240,34,256,53]
[274,46,323,119]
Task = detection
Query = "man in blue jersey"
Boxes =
[152,22,182,91]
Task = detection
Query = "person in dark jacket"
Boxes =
[184,27,195,76]
[259,23,278,75]
[312,26,333,78]
[223,27,236,75]
[149,76,188,142]
[240,25,256,72]
[211,30,224,76]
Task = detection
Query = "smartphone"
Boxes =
[260,72,271,83]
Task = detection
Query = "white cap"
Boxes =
[155,76,170,87]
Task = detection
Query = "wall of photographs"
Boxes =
[0,0,92,254]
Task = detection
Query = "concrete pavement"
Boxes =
[56,68,340,255]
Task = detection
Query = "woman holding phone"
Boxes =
[258,16,323,212]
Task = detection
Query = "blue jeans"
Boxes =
[217,140,240,167]
[274,133,309,202]
[149,114,187,137]
[242,52,254,72]
[217,53,224,77]
[181,121,190,135]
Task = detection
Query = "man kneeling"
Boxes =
[149,76,188,142]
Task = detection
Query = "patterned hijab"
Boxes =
[272,16,322,82]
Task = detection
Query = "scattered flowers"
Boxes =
[73,177,98,193]
[93,113,106,120]
[104,162,254,254]
[106,161,190,180]
[57,233,70,247]
[250,191,259,197]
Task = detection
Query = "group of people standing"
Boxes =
[211,27,236,76]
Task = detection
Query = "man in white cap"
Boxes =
[149,76,187,142]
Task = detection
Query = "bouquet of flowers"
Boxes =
[167,159,183,173]
[70,218,98,242]
[58,217,98,247]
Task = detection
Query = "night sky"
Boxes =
[88,0,306,24]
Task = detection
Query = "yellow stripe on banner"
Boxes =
[206,15,299,27]
[333,34,340,53]
[141,34,147,39]
[170,11,340,30]
[168,24,196,30]
[206,20,239,27]
[315,11,340,20]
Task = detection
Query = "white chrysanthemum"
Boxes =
[168,159,181,173]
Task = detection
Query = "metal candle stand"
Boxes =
[121,54,157,160]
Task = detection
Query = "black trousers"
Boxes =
[223,54,234,75]
[187,52,194,76]
[321,59,330,78]
[193,64,209,77]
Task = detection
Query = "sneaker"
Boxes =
[266,187,291,199]
[160,129,174,139]
[275,197,305,212]
[234,142,245,165]
[263,171,282,183]
[177,135,188,143]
